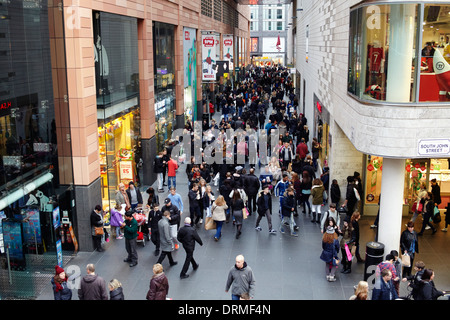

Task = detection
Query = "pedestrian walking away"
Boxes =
[78,263,109,300]
[156,210,178,267]
[177,217,203,279]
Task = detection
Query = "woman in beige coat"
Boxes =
[211,195,228,241]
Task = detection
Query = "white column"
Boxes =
[386,4,416,102]
[378,158,405,255]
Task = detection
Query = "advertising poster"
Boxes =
[223,34,234,70]
[202,33,216,81]
[183,27,197,122]
[2,220,26,269]
[53,206,60,229]
[22,208,42,248]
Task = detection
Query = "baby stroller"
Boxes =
[133,207,148,246]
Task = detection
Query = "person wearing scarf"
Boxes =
[51,265,72,300]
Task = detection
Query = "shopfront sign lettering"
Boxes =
[366,5,381,30]
[203,37,214,47]
[418,139,450,156]
[155,100,166,116]
[0,101,11,109]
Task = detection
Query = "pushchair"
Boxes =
[133,207,149,246]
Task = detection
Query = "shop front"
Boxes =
[154,22,176,152]
[94,12,141,210]
[363,156,450,216]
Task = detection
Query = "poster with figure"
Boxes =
[202,33,216,81]
[183,27,197,122]
[223,34,234,70]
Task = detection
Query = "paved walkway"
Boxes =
[36,92,450,300]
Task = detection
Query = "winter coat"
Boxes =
[400,229,419,260]
[161,203,181,227]
[211,203,228,222]
[109,208,124,227]
[330,184,341,205]
[123,217,138,240]
[372,278,399,300]
[243,174,260,196]
[281,194,296,217]
[153,156,165,173]
[78,274,109,300]
[146,273,169,300]
[311,185,325,205]
[90,210,103,237]
[257,191,272,215]
[158,216,173,252]
[177,224,203,252]
[225,262,256,298]
[51,278,72,300]
[320,238,340,263]
[415,280,444,300]
[110,287,125,300]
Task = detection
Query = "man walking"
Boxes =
[122,210,138,267]
[225,255,256,300]
[161,197,181,250]
[156,211,178,267]
[243,168,260,214]
[177,217,203,279]
[255,184,276,234]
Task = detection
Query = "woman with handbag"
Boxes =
[320,226,340,282]
[400,220,419,278]
[340,216,354,274]
[91,205,105,252]
[211,196,228,241]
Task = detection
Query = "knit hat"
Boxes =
[326,226,335,234]
[55,265,65,275]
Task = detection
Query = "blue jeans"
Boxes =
[280,213,296,234]
[231,294,240,300]
[215,221,224,239]
[168,176,176,189]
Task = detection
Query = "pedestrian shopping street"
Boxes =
[36,156,450,300]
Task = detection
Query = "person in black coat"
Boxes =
[280,187,298,236]
[52,265,72,300]
[177,217,203,279]
[330,179,341,206]
[414,268,446,300]
[109,279,125,300]
[400,221,420,278]
[243,168,260,214]
[188,183,202,226]
[256,184,275,234]
[417,192,437,236]
[91,205,104,252]
[148,204,163,256]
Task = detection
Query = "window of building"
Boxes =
[277,21,284,31]
[348,3,450,104]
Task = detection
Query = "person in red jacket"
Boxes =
[167,156,178,189]
[296,138,309,160]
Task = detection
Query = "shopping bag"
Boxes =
[401,253,411,267]
[344,243,353,261]
[204,217,216,230]
[243,207,249,219]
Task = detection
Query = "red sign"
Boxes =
[185,31,190,40]
[0,101,12,110]
[224,39,233,46]
[203,37,214,47]
[316,101,322,113]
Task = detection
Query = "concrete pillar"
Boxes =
[378,157,405,254]
[386,4,416,102]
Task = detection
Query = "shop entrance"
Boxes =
[363,157,450,216]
